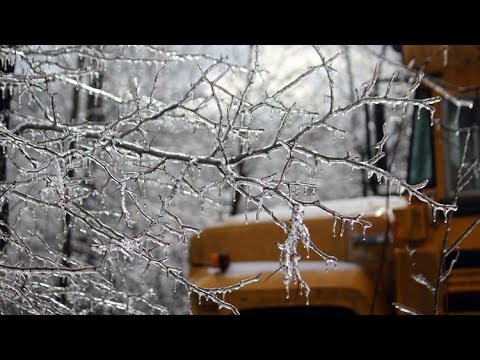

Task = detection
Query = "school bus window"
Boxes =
[442,97,480,197]
[408,89,434,187]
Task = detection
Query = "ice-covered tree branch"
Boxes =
[0,45,462,314]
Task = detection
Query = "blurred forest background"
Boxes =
[0,45,415,314]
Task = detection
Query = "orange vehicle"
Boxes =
[188,45,480,315]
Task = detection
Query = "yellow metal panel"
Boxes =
[189,218,347,265]
[394,248,438,315]
[190,264,388,315]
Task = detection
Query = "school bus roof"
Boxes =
[219,195,408,227]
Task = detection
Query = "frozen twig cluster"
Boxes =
[0,45,459,314]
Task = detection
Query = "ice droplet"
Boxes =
[443,208,450,223]
[340,219,345,237]
[256,196,263,222]
[244,201,248,225]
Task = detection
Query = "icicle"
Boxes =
[326,257,337,270]
[340,219,346,237]
[393,302,420,315]
[432,206,437,223]
[256,196,263,222]
[362,226,367,242]
[332,217,337,237]
[244,200,249,225]
[443,208,450,223]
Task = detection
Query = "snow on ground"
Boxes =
[208,261,360,277]
[219,195,408,227]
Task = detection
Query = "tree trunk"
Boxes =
[60,54,105,302]
[368,45,388,195]
[343,45,369,197]
[364,104,374,194]
[230,45,255,216]
[86,71,104,123]
[59,57,83,301]
[0,57,14,251]
[230,160,245,215]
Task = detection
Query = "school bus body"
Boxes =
[188,45,480,315]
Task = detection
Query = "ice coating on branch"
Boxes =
[393,302,421,315]
[411,273,435,293]
[278,204,313,302]
[224,196,408,226]
[0,45,463,315]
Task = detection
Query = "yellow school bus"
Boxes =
[188,45,480,315]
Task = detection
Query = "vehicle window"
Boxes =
[442,96,480,197]
[408,88,434,187]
